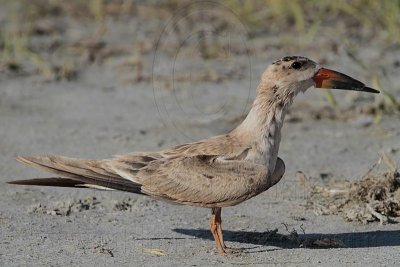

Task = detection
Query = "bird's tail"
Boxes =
[9,155,142,193]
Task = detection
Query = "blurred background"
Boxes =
[0,0,399,119]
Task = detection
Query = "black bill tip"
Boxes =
[362,86,380,94]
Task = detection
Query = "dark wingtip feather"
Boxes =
[13,155,144,194]
[7,178,84,187]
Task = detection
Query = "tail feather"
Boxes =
[11,155,143,194]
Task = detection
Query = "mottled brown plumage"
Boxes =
[9,56,378,255]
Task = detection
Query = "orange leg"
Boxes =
[214,207,226,249]
[210,207,226,255]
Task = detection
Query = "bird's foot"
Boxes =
[220,246,243,256]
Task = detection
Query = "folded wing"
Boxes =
[10,153,276,207]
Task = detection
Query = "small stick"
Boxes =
[366,204,387,225]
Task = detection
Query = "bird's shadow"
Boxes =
[173,228,400,250]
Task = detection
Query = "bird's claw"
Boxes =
[219,246,243,256]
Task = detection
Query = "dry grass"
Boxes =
[298,154,400,224]
[223,0,400,43]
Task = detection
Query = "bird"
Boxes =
[8,56,379,255]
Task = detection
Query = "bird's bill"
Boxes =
[313,68,379,94]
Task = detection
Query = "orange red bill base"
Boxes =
[313,68,380,94]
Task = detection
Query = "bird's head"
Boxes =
[260,56,379,105]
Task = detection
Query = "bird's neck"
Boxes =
[232,83,293,172]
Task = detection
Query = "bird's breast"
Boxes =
[244,129,281,175]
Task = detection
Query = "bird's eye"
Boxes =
[291,61,302,69]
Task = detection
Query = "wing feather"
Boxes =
[110,155,272,207]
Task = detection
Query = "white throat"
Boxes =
[234,95,289,175]
[232,77,313,174]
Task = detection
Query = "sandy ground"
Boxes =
[1,2,400,266]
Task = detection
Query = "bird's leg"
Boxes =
[212,208,243,255]
[214,207,226,249]
[210,207,226,255]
